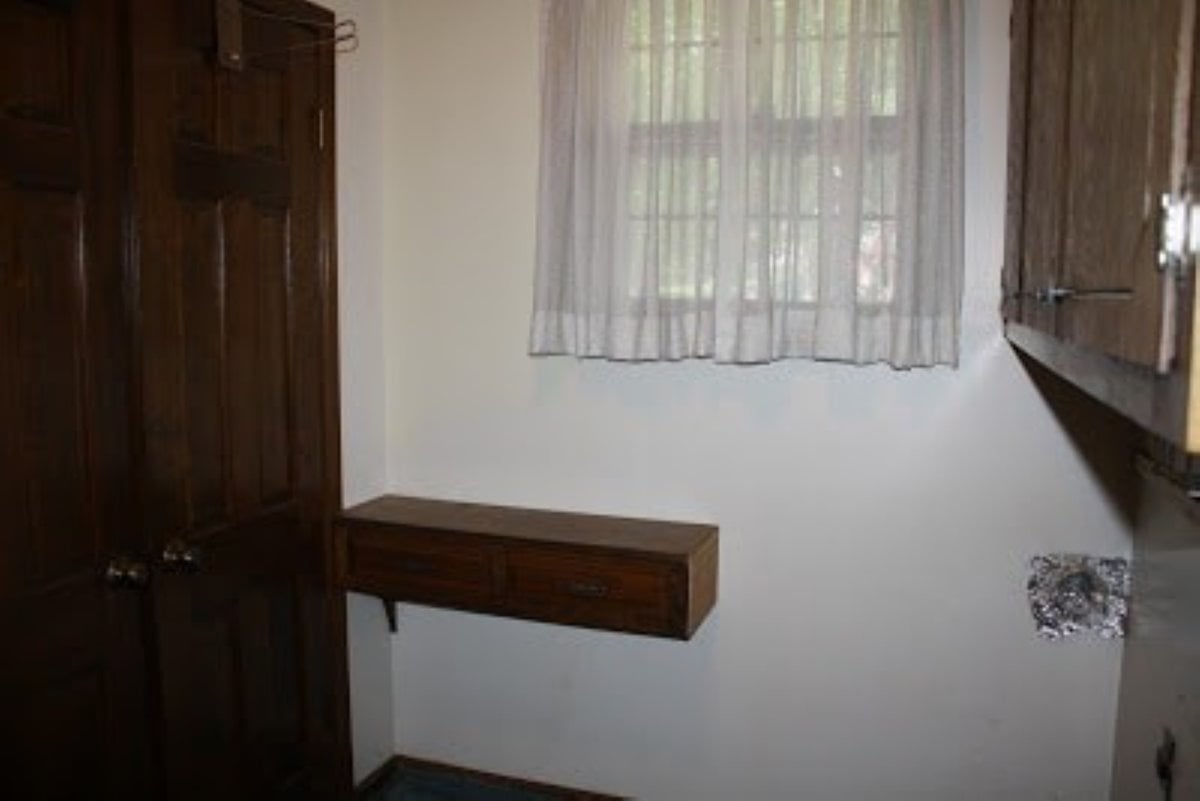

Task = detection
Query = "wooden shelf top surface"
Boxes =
[339,495,717,557]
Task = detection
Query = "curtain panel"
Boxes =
[531,0,964,367]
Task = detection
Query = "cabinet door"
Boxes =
[1012,0,1074,337]
[129,0,344,797]
[0,0,156,798]
[1058,0,1182,366]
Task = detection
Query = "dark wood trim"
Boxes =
[340,495,717,556]
[246,0,335,25]
[382,598,397,632]
[1001,0,1030,323]
[174,141,290,205]
[0,118,80,188]
[1006,321,1191,447]
[353,755,401,800]
[355,755,625,801]
[22,0,79,10]
[312,3,351,794]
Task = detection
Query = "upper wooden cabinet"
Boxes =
[1004,0,1200,451]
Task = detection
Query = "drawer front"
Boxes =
[345,527,494,608]
[503,548,678,636]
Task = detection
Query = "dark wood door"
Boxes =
[129,0,343,797]
[0,0,157,798]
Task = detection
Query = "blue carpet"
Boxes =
[364,762,569,801]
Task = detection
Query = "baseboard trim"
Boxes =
[354,755,401,799]
[354,754,623,800]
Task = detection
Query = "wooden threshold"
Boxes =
[355,754,624,800]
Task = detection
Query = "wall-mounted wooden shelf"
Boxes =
[337,496,718,640]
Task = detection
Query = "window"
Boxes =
[532,0,963,367]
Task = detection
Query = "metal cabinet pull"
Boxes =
[1034,287,1134,304]
[565,580,610,599]
[1005,287,1134,305]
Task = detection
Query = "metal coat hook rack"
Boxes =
[216,0,358,71]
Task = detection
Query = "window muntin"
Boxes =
[626,0,902,306]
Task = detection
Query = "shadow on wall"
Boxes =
[1016,353,1141,529]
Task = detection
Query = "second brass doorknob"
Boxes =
[159,538,202,574]
[104,555,151,589]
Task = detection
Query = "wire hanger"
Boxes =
[242,4,359,56]
[216,0,358,70]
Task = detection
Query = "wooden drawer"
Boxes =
[344,526,495,609]
[502,548,678,637]
[338,495,718,640]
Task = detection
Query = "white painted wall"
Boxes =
[326,0,396,781]
[336,0,1135,797]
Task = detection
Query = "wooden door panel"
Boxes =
[228,67,288,158]
[223,201,295,511]
[1,1,153,798]
[6,582,106,704]
[155,509,314,800]
[156,577,242,800]
[7,583,108,798]
[176,199,299,523]
[0,1,72,124]
[0,119,79,190]
[180,201,229,526]
[178,51,218,145]
[0,193,23,593]
[133,0,342,796]
[1059,0,1180,365]
[224,200,262,513]
[1016,0,1072,336]
[1002,0,1029,323]
[254,207,294,502]
[16,675,105,800]
[13,190,91,575]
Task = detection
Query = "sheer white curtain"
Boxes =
[531,0,963,366]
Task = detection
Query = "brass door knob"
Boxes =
[159,538,202,574]
[104,555,150,589]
